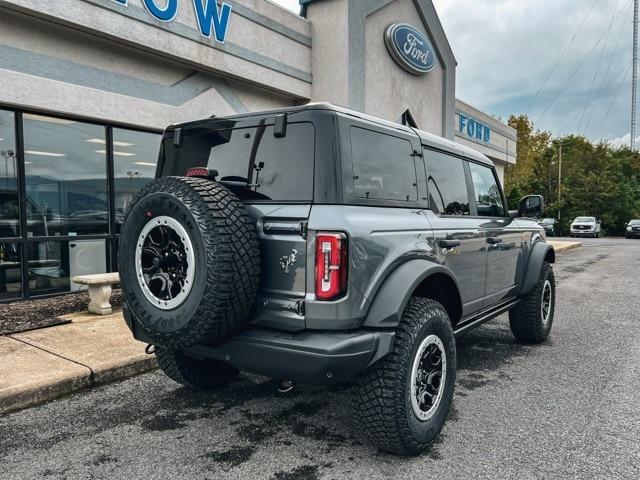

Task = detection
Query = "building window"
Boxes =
[113,128,161,230]
[350,127,417,202]
[468,162,506,217]
[0,107,161,302]
[23,114,109,236]
[0,242,21,300]
[426,151,470,215]
[0,110,19,238]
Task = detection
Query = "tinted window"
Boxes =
[162,122,315,202]
[426,151,470,215]
[350,127,417,202]
[468,162,505,217]
[23,114,109,235]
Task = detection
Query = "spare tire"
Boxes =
[118,176,260,348]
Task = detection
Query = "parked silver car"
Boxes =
[570,216,601,238]
[625,219,640,239]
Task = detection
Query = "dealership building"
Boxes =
[0,0,517,302]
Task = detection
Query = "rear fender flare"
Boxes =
[520,241,555,296]
[362,260,460,328]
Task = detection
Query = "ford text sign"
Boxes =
[384,23,436,75]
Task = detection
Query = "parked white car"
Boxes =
[570,216,601,238]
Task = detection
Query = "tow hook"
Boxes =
[145,344,156,355]
[277,379,294,393]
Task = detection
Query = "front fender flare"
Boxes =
[520,241,555,296]
[362,260,460,328]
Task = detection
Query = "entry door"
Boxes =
[466,162,522,304]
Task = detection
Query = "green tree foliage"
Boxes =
[504,115,640,235]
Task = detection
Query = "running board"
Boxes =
[453,299,520,337]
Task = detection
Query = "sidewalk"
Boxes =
[0,309,156,415]
[547,239,582,253]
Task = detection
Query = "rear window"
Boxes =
[161,121,315,202]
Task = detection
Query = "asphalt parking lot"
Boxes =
[1,237,639,480]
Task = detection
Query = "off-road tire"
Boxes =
[155,347,239,390]
[353,298,456,456]
[509,261,555,343]
[119,176,260,348]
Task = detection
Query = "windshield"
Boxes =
[575,217,595,223]
[629,219,640,225]
[540,218,555,224]
[160,121,315,202]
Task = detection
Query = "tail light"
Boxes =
[315,232,348,300]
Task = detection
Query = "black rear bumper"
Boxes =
[123,305,395,385]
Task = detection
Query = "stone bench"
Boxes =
[72,273,121,315]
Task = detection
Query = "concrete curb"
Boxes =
[547,240,583,253]
[0,311,157,415]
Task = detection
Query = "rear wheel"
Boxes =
[155,346,239,390]
[509,262,555,343]
[353,298,456,456]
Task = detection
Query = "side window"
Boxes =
[468,162,506,217]
[426,151,470,215]
[350,127,417,202]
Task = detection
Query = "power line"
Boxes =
[536,0,633,124]
[593,59,633,141]
[526,0,599,112]
[581,9,630,134]
[577,0,622,131]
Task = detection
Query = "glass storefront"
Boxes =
[0,107,161,301]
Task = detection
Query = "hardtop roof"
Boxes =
[170,103,494,167]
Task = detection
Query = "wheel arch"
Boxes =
[520,241,555,296]
[362,260,463,328]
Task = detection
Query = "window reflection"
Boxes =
[0,110,19,238]
[113,128,161,229]
[0,242,21,300]
[468,162,505,217]
[426,151,470,215]
[23,114,109,236]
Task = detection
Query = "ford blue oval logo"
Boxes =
[384,23,436,75]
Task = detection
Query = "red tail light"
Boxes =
[315,232,348,300]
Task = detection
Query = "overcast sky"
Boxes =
[271,0,637,146]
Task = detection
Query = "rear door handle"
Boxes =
[487,237,503,245]
[438,239,461,249]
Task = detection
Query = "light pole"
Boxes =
[550,143,564,221]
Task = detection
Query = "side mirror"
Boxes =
[517,195,544,218]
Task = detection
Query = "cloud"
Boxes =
[607,133,639,148]
[432,0,634,141]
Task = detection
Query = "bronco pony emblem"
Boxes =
[279,249,298,273]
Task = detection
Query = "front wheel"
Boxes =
[353,298,456,456]
[509,262,555,343]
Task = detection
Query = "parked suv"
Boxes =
[119,104,556,456]
[570,216,601,238]
[626,219,640,238]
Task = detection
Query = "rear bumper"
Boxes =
[123,304,394,385]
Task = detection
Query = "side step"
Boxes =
[453,299,520,337]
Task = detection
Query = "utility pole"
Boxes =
[632,0,639,150]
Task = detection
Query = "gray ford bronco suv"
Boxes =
[119,103,556,456]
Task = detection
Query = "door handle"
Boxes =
[439,239,461,249]
[486,237,503,245]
